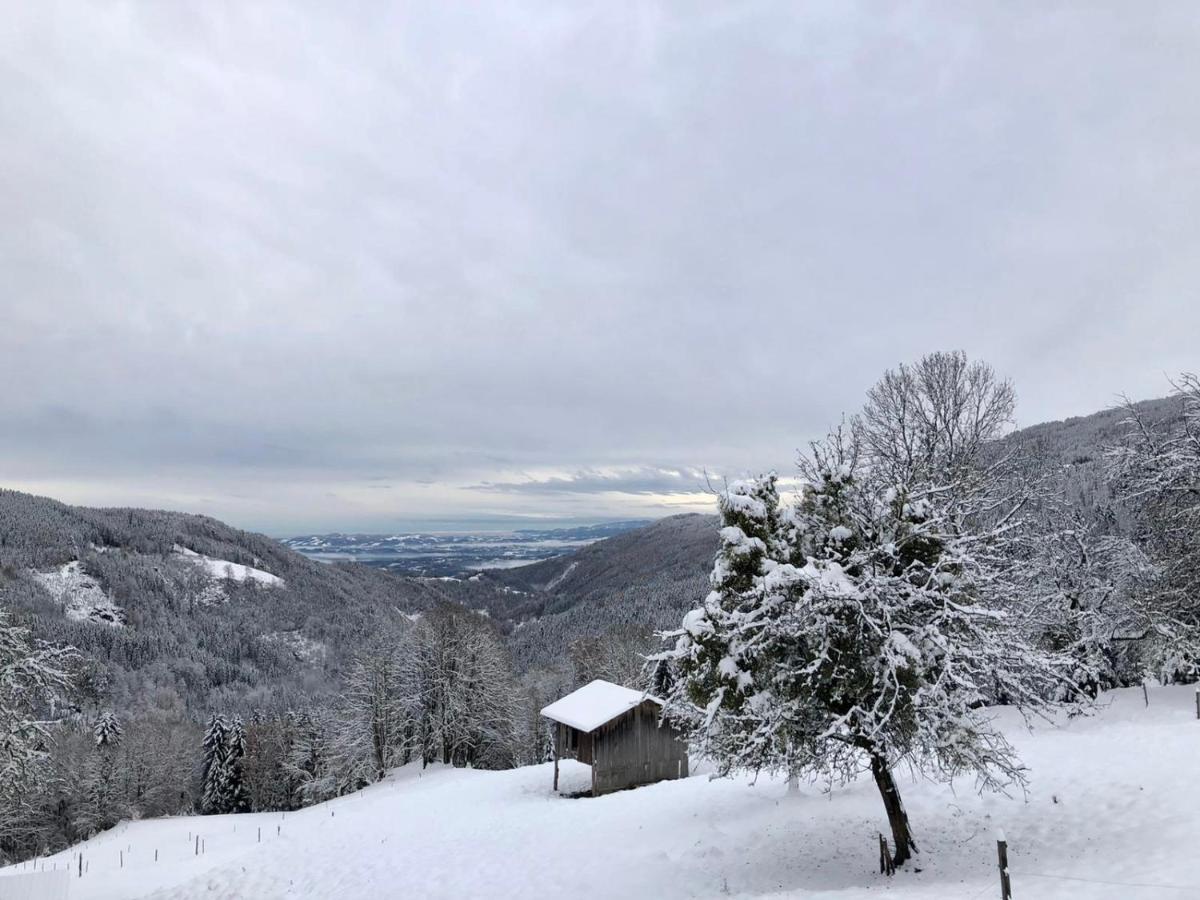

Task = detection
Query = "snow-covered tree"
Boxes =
[199,714,228,814]
[199,713,249,814]
[402,606,521,769]
[646,655,676,698]
[75,712,126,836]
[0,607,75,854]
[1023,508,1197,692]
[93,711,122,749]
[282,709,338,805]
[568,625,654,688]
[226,717,250,813]
[1108,374,1200,678]
[660,355,1076,868]
[332,645,410,785]
[854,350,1016,489]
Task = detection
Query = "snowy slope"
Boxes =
[174,546,283,587]
[32,561,124,627]
[4,685,1199,899]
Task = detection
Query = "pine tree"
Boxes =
[199,714,229,814]
[224,717,250,813]
[199,714,250,814]
[93,712,122,749]
[647,655,675,698]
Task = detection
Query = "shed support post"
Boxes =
[553,743,559,792]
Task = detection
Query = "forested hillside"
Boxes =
[486,514,717,670]
[996,395,1180,512]
[0,490,516,711]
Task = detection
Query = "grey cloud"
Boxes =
[2,2,1198,530]
[470,466,716,496]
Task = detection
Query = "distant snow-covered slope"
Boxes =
[174,545,284,587]
[9,685,1196,899]
[32,561,125,626]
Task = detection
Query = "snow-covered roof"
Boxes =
[540,679,661,732]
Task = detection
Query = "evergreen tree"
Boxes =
[647,655,675,698]
[199,714,229,814]
[93,712,122,749]
[225,717,250,813]
[199,714,250,815]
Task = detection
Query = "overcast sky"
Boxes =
[3,2,1198,535]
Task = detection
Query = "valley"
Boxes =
[281,520,651,577]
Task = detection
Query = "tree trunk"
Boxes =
[870,753,917,867]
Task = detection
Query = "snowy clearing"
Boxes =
[173,546,283,588]
[32,562,124,627]
[5,685,1199,899]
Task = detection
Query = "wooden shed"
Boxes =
[541,679,689,796]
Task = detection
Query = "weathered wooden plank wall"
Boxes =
[591,700,688,795]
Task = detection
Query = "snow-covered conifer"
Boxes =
[225,717,250,813]
[200,713,229,814]
[93,711,122,749]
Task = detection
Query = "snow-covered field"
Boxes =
[174,546,283,587]
[4,685,1199,899]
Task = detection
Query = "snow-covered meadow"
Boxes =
[173,546,283,588]
[4,685,1197,899]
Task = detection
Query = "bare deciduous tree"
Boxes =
[854,350,1016,487]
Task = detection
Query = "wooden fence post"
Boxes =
[878,833,895,876]
[997,833,1012,900]
[1194,687,1198,720]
